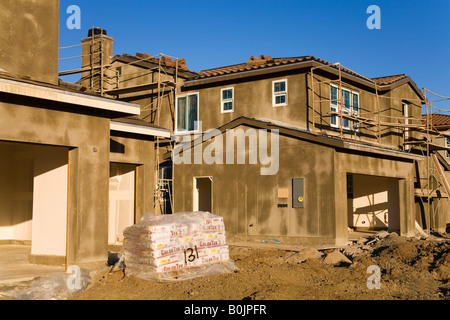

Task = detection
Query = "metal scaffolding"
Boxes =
[310,63,450,234]
[58,29,181,215]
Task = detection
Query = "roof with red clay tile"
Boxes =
[371,74,409,85]
[422,114,450,129]
[114,53,199,76]
[196,55,410,87]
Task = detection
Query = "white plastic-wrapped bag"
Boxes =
[119,211,237,282]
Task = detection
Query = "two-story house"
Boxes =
[170,55,436,246]
[71,30,448,246]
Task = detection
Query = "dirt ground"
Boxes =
[69,231,450,300]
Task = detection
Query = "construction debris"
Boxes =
[285,248,323,264]
[321,250,352,265]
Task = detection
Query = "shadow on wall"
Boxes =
[0,142,68,239]
[348,174,400,231]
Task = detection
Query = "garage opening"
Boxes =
[0,141,69,263]
[194,177,212,213]
[347,173,400,233]
[108,163,136,245]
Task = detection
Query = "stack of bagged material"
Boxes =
[121,211,236,281]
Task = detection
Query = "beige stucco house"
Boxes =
[0,1,169,267]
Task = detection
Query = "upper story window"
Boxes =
[273,79,287,107]
[330,84,359,130]
[176,93,199,132]
[446,137,450,158]
[221,88,234,113]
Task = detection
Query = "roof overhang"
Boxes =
[110,55,198,79]
[188,117,425,162]
[110,120,170,138]
[183,59,425,102]
[0,77,140,115]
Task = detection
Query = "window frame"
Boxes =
[329,84,360,131]
[220,87,234,113]
[330,84,339,128]
[351,91,360,131]
[446,137,450,158]
[272,79,288,107]
[175,92,200,134]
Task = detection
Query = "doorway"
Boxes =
[109,163,136,245]
[193,177,212,213]
[347,173,400,232]
[0,141,68,260]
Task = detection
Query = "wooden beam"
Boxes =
[58,66,101,76]
[105,81,174,95]
[432,153,450,197]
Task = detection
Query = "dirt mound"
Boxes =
[66,232,449,300]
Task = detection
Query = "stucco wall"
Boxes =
[110,133,156,219]
[0,0,59,85]
[180,70,309,133]
[0,95,110,265]
[173,127,337,245]
[173,122,419,245]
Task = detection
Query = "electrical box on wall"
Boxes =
[292,178,304,208]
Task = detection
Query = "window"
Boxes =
[403,103,409,150]
[221,88,234,113]
[176,93,199,132]
[342,89,351,129]
[446,137,450,158]
[330,85,338,127]
[329,85,359,131]
[273,79,287,106]
[352,92,360,131]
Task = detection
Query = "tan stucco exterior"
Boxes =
[0,0,59,85]
[172,119,420,246]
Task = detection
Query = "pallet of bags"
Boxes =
[120,211,237,282]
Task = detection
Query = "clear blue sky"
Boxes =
[59,0,450,109]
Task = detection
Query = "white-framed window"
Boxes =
[446,137,450,158]
[330,84,339,128]
[330,84,359,131]
[221,87,234,113]
[273,79,287,107]
[352,92,360,131]
[402,102,409,150]
[176,92,199,133]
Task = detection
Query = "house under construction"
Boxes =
[0,0,448,271]
[58,28,449,246]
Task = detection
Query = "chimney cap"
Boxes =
[88,27,107,37]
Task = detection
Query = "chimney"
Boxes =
[80,27,114,93]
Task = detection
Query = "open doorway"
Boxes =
[0,141,68,262]
[347,173,400,233]
[109,163,136,245]
[193,177,212,213]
